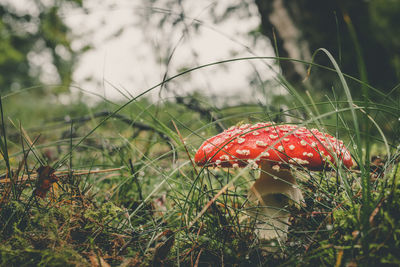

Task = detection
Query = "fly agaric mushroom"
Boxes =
[194,122,353,241]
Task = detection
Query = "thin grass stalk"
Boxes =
[0,98,11,177]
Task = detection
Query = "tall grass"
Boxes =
[0,51,399,266]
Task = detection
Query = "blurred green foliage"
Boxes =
[0,0,85,95]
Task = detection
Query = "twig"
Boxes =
[0,167,123,184]
[194,248,204,267]
[175,96,225,132]
[64,111,168,138]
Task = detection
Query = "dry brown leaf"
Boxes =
[89,252,111,267]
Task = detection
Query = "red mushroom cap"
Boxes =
[194,122,354,170]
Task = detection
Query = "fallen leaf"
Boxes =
[34,166,58,198]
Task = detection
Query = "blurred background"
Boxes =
[2,0,277,104]
[1,0,399,145]
[2,0,399,102]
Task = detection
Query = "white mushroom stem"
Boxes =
[247,160,304,242]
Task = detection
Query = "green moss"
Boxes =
[0,245,88,267]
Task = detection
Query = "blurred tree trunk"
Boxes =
[254,0,400,96]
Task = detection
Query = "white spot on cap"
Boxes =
[203,144,213,150]
[252,123,263,129]
[289,158,309,165]
[237,138,245,144]
[289,145,295,150]
[283,138,290,142]
[252,131,260,136]
[220,155,230,161]
[239,124,250,129]
[261,151,270,157]
[277,146,284,152]
[216,160,221,165]
[236,149,250,156]
[307,153,313,158]
[311,142,317,147]
[256,140,268,147]
[269,134,278,139]
[300,140,307,146]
